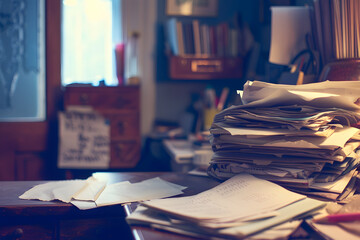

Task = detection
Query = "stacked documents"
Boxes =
[127,174,325,239]
[207,80,360,201]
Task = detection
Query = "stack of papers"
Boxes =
[208,80,360,201]
[127,174,325,239]
[19,176,187,210]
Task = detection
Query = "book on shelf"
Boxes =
[192,20,201,55]
[200,24,210,55]
[166,18,180,56]
[209,25,217,56]
[183,22,195,55]
[312,0,360,67]
[319,0,333,65]
[176,20,185,56]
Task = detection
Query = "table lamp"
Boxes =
[269,6,312,66]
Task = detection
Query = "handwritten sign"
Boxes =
[58,108,110,169]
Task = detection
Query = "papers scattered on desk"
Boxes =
[208,80,360,202]
[95,177,187,207]
[306,194,360,239]
[143,174,305,224]
[19,176,186,210]
[19,177,106,203]
[127,174,325,239]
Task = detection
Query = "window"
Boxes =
[0,0,46,122]
[61,0,122,86]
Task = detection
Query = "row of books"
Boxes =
[166,18,247,57]
[313,0,360,65]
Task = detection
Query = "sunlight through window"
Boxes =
[62,0,122,86]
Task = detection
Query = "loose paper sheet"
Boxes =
[143,174,306,222]
[72,176,107,201]
[58,108,110,169]
[19,177,187,210]
[70,200,98,210]
[128,195,324,239]
[223,126,335,138]
[308,221,360,240]
[219,198,325,238]
[19,179,88,203]
[19,176,106,203]
[241,80,360,110]
[95,177,186,207]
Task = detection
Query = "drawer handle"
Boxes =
[1,228,23,240]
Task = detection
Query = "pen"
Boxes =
[217,87,229,111]
[313,212,360,223]
[296,57,305,85]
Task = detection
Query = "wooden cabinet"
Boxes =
[63,86,141,169]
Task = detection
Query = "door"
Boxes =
[0,0,61,180]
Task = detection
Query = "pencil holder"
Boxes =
[203,108,219,130]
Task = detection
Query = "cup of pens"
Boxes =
[203,108,219,130]
[203,87,229,130]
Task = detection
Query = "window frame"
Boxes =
[0,0,61,156]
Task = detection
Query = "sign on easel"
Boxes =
[58,107,110,169]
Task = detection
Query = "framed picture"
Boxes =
[166,0,218,17]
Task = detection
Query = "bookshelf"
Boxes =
[313,0,360,68]
[165,18,244,80]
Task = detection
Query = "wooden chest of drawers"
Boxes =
[63,86,141,169]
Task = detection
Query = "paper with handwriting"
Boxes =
[58,107,110,169]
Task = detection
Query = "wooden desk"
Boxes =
[94,172,322,240]
[93,172,221,240]
[0,180,133,240]
[0,172,217,240]
[0,172,320,240]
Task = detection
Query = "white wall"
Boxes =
[122,0,157,135]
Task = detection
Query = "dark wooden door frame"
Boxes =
[0,0,62,180]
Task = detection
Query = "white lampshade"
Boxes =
[269,6,312,65]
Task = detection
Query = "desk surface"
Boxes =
[94,172,321,240]
[0,172,321,240]
[94,172,222,240]
[0,172,220,240]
